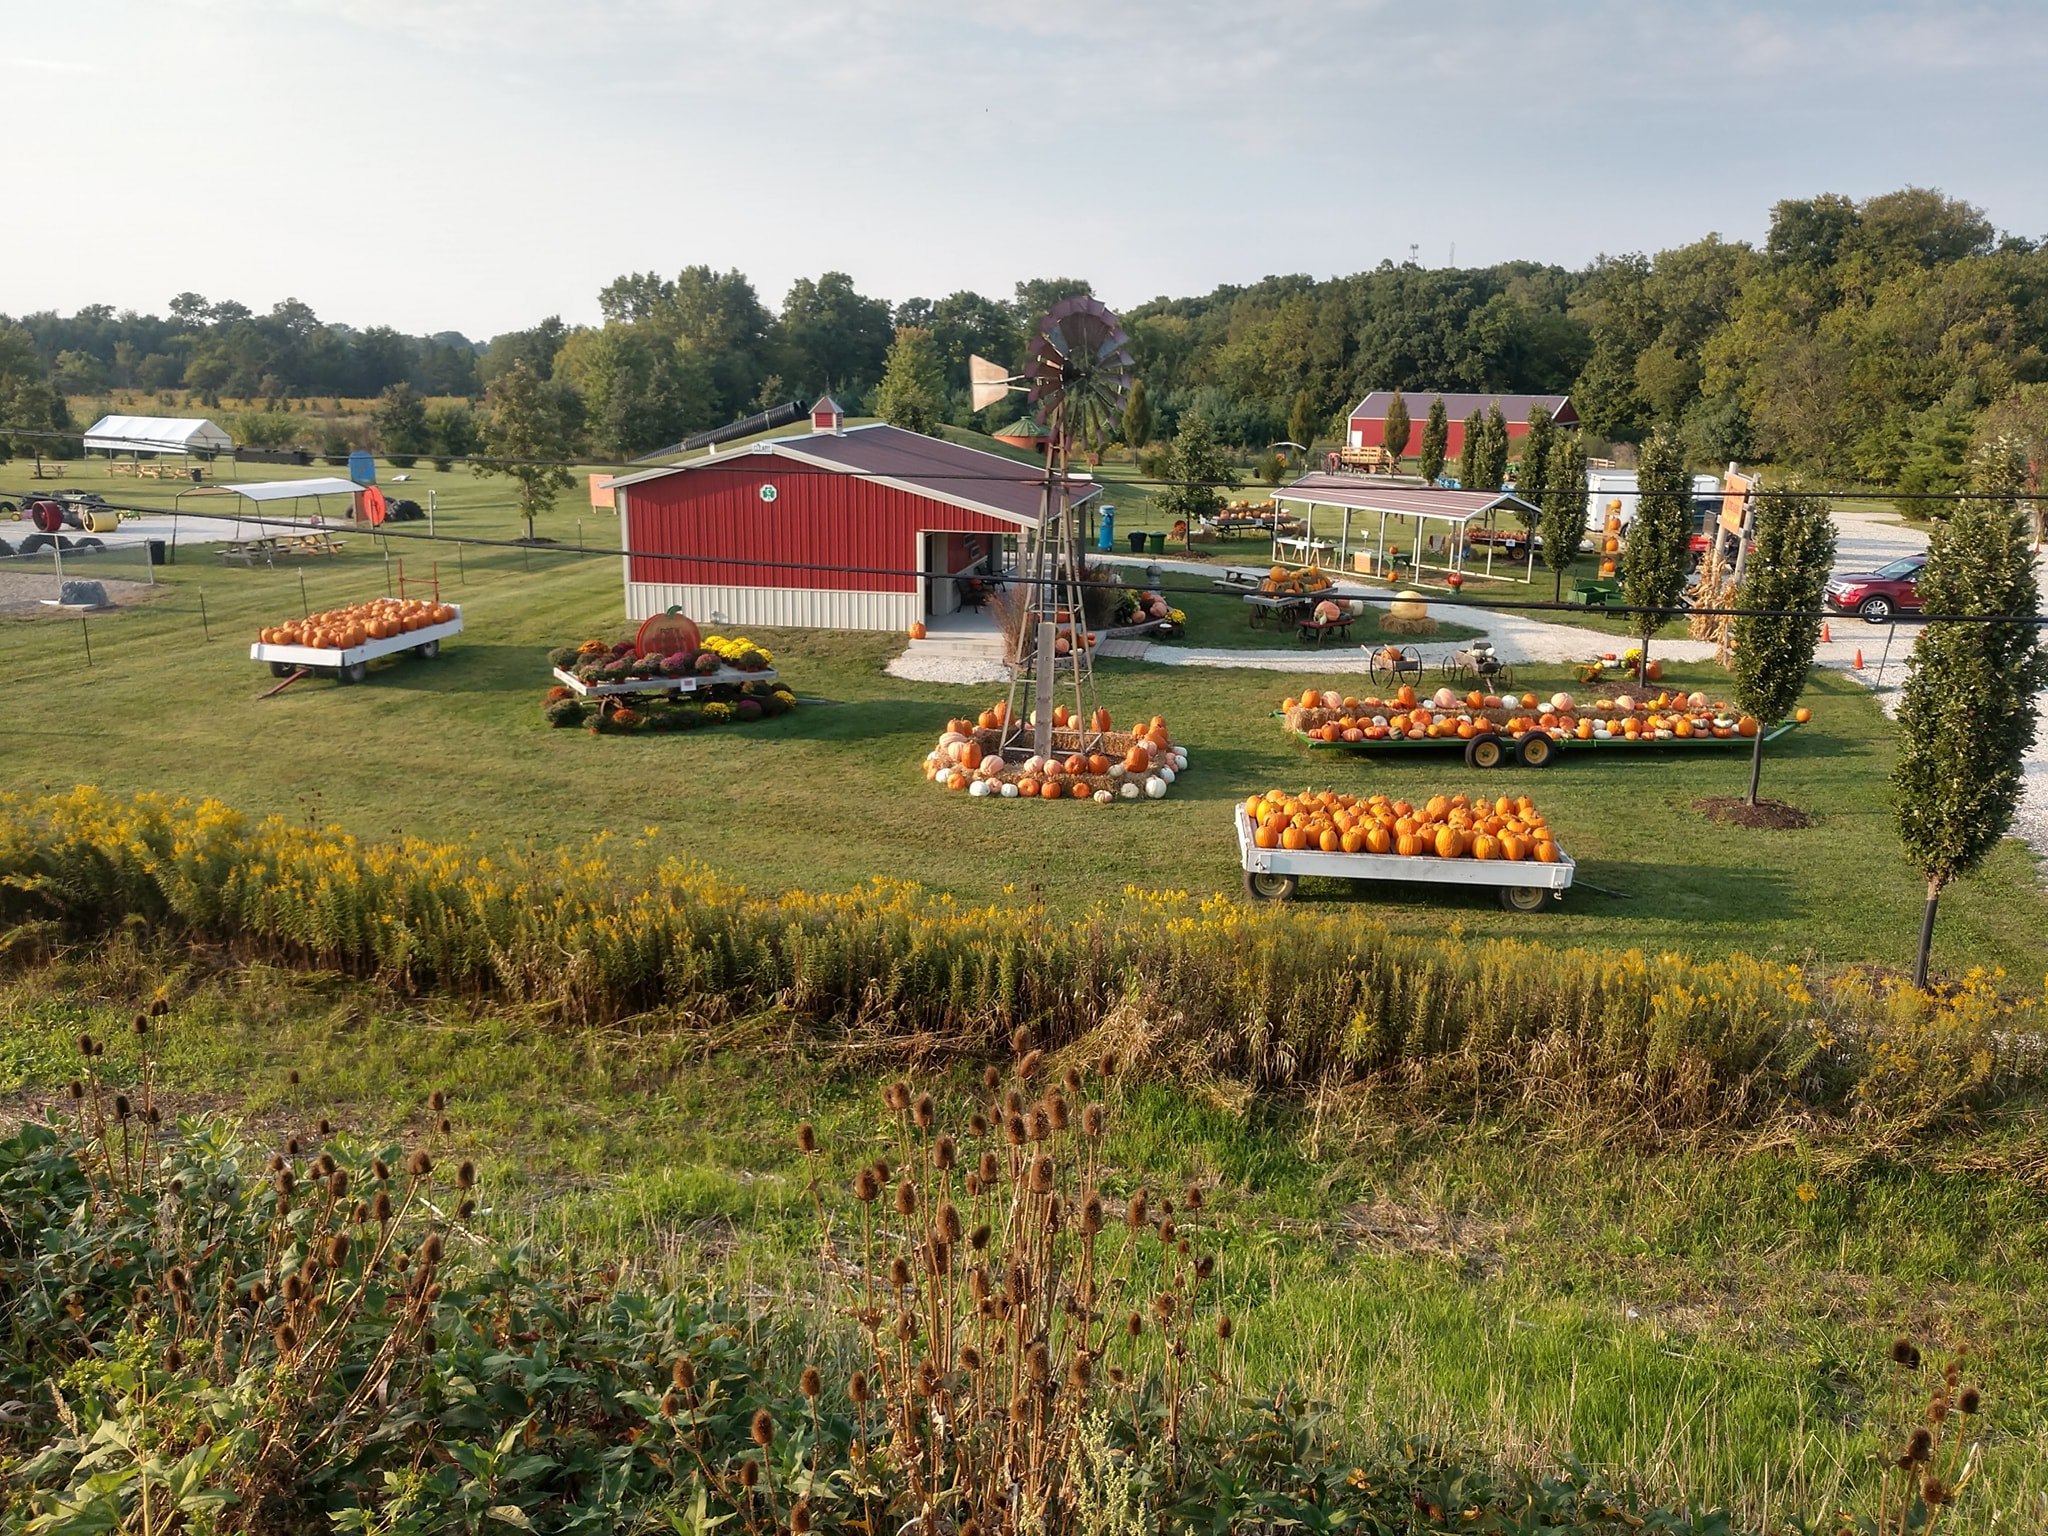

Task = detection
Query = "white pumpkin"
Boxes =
[1108,763,1126,780]
[1144,776,1167,799]
[1157,765,1176,784]
[1119,781,1141,800]
[1093,789,1113,804]
[999,782,1019,798]
[968,779,990,797]
[1021,755,1045,776]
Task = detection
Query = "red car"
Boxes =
[1825,554,1927,623]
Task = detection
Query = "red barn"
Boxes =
[610,422,1088,631]
[1348,391,1577,461]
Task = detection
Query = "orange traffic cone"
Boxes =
[1854,647,1864,670]
[1821,621,1831,643]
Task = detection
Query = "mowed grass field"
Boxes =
[2,452,2044,973]
[5,454,2048,1530]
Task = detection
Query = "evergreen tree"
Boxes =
[1891,438,2048,985]
[1621,429,1693,683]
[425,401,479,471]
[1540,432,1588,601]
[1287,388,1314,452]
[1456,410,1482,488]
[1516,406,1556,532]
[1730,490,1836,804]
[1419,396,1449,482]
[1380,391,1410,467]
[373,383,430,468]
[473,360,579,541]
[873,326,946,436]
[1473,404,1511,491]
[1123,377,1154,455]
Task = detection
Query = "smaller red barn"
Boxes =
[1349,391,1577,462]
[610,422,1092,631]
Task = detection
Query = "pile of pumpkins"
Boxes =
[1281,684,1802,745]
[1259,564,1335,597]
[924,701,1190,802]
[1245,788,1563,862]
[258,598,455,651]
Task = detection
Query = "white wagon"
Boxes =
[249,607,463,686]
[1234,806,1574,912]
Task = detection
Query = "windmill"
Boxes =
[968,296,1136,764]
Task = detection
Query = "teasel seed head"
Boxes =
[78,1033,95,1058]
[458,1198,476,1220]
[884,1080,908,1111]
[979,1150,1001,1184]
[420,1233,445,1268]
[1010,1026,1031,1056]
[1928,1397,1949,1423]
[792,1502,812,1535]
[800,1364,822,1399]
[373,1158,390,1181]
[267,1153,285,1172]
[250,1281,269,1304]
[151,997,170,1017]
[1027,1341,1050,1381]
[850,1369,871,1404]
[437,1116,452,1135]
[854,1168,879,1202]
[1906,1427,1932,1464]
[317,1118,332,1136]
[134,1013,150,1036]
[1196,1253,1215,1279]
[895,1179,918,1216]
[983,1064,1002,1092]
[1004,1114,1026,1146]
[1029,1154,1055,1194]
[1959,1386,1981,1414]
[276,1168,295,1195]
[164,1342,184,1371]
[661,1388,683,1416]
[796,1121,816,1153]
[1127,1312,1144,1338]
[970,1267,991,1302]
[968,1111,989,1137]
[68,1079,85,1101]
[329,1169,350,1199]
[166,1264,191,1292]
[1029,1110,1050,1143]
[889,1256,911,1288]
[407,1150,433,1178]
[739,1458,760,1489]
[1127,1187,1150,1228]
[1922,1479,1951,1507]
[939,1200,963,1243]
[871,1155,891,1182]
[274,1322,299,1351]
[1082,1102,1106,1138]
[325,1232,351,1268]
[1046,1093,1070,1132]
[897,1312,919,1342]
[373,1190,393,1223]
[316,1152,336,1177]
[1081,1193,1104,1235]
[287,1069,299,1084]
[114,1094,132,1120]
[283,1273,305,1302]
[1068,1353,1093,1389]
[1217,1314,1234,1340]
[912,1091,936,1131]
[1159,1217,1177,1245]
[1154,1292,1177,1320]
[1893,1338,1922,1370]
[962,1345,983,1371]
[934,1133,957,1171]
[1018,1049,1044,1083]
[672,1356,696,1391]
[429,1089,447,1112]
[457,1160,476,1190]
[351,1199,370,1223]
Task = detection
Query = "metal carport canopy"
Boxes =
[212,478,363,501]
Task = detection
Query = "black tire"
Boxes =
[339,660,368,686]
[414,638,440,659]
[1517,732,1555,768]
[0,501,15,518]
[1499,884,1550,913]
[1243,870,1299,902]
[1464,733,1505,770]
[269,661,294,678]
[1858,595,1893,623]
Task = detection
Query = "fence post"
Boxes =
[299,569,310,616]
[383,547,393,596]
[198,588,210,641]
[81,614,91,667]
[457,543,465,585]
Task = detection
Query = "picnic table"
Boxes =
[1213,566,1269,591]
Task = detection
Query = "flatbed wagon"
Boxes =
[1284,717,1800,769]
[250,608,463,685]
[1234,807,1573,909]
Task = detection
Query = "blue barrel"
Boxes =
[1097,505,1115,551]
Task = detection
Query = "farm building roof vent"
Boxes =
[810,396,844,434]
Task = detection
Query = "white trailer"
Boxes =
[249,608,463,686]
[1234,808,1574,911]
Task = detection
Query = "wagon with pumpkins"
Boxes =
[250,598,462,686]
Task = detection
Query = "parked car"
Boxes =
[1825,554,1926,622]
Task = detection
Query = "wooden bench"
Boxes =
[219,538,282,567]
[1296,615,1354,645]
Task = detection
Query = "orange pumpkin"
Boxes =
[959,742,984,771]
[1319,829,1342,852]
[1124,746,1152,773]
[1434,827,1465,858]
[1365,826,1392,855]
[1071,781,1092,799]
[1280,826,1309,850]
[1253,821,1279,849]
[1086,753,1110,775]
[1065,754,1087,776]
[1794,707,1812,724]
[977,710,999,730]
[1091,706,1112,733]
[1472,833,1499,861]
[909,621,928,640]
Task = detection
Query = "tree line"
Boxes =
[7,186,2048,495]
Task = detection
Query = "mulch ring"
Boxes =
[1692,795,1815,830]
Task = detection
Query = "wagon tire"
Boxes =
[1464,733,1505,770]
[415,638,440,659]
[1499,884,1550,913]
[1516,732,1555,769]
[340,660,368,686]
[269,661,294,678]
[1243,870,1299,902]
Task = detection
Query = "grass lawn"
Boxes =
[2,949,2042,1533]
[3,451,2044,975]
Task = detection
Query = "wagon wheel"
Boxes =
[1243,870,1299,902]
[1516,732,1555,769]
[414,638,441,660]
[268,661,294,678]
[1463,733,1506,770]
[1499,884,1550,913]
[338,660,368,686]
[1492,662,1516,690]
[1438,655,1463,682]
[1396,646,1421,680]
[1367,649,1403,688]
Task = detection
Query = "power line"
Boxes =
[7,489,2042,629]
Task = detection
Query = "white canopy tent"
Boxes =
[83,415,235,458]
[176,477,366,537]
[1267,475,1543,583]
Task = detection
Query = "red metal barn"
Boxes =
[610,422,1090,631]
[1348,392,1577,460]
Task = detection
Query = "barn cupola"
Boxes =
[810,395,844,434]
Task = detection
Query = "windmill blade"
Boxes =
[968,353,1021,412]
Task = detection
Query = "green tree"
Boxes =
[372,383,430,468]
[1286,388,1314,451]
[1891,438,2048,986]
[474,360,579,541]
[1516,406,1556,532]
[1730,490,1836,803]
[425,401,479,471]
[1380,390,1410,467]
[1540,432,1589,601]
[1419,395,1449,482]
[1473,405,1510,491]
[873,326,946,436]
[1621,428,1692,684]
[0,373,67,472]
[1456,410,1482,488]
[1122,377,1154,456]
[1154,412,1239,531]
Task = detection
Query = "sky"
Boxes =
[9,0,2048,339]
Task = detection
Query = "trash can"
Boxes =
[1146,532,1166,555]
[146,538,168,567]
[1127,530,1147,553]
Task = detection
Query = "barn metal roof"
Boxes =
[1349,391,1576,424]
[609,423,1095,528]
[1270,474,1539,525]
